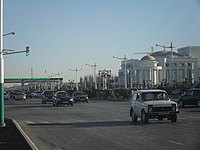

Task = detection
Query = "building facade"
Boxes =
[118,47,199,89]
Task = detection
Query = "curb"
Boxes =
[12,119,39,150]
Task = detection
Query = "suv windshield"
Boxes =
[43,91,54,95]
[141,92,169,101]
[57,92,67,97]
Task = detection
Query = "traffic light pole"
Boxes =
[0,0,5,127]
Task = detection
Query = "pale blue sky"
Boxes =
[3,0,200,82]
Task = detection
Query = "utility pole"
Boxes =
[68,68,82,90]
[156,42,175,85]
[31,67,33,78]
[113,55,127,89]
[0,0,5,127]
[85,63,97,89]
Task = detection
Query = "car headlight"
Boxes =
[171,104,176,111]
[70,98,73,102]
[148,105,153,112]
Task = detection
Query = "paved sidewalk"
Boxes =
[0,118,32,150]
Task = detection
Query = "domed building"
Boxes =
[140,55,156,61]
[118,48,198,89]
[118,54,162,89]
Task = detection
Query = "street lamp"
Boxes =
[156,42,175,85]
[68,68,82,90]
[3,32,15,37]
[113,55,127,89]
[85,63,97,89]
[0,0,5,127]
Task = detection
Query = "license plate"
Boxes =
[159,112,169,115]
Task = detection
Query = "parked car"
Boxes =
[72,91,88,103]
[4,92,10,100]
[41,90,55,104]
[25,92,33,99]
[178,88,200,107]
[53,91,73,107]
[170,89,184,100]
[33,91,43,98]
[130,89,179,123]
[15,92,26,100]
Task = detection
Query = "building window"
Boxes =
[179,63,184,67]
[172,63,177,67]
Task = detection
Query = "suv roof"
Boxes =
[132,89,167,94]
[187,88,200,91]
[43,90,55,93]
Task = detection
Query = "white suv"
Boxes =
[130,89,179,123]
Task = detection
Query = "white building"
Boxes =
[177,46,200,79]
[118,48,198,89]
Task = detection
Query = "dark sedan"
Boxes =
[41,90,55,104]
[72,91,89,103]
[178,88,200,107]
[53,91,73,107]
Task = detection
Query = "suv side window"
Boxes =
[197,91,200,96]
[188,91,194,96]
[132,93,137,101]
[136,93,141,101]
[194,90,200,96]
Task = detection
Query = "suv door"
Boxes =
[135,93,142,116]
[186,90,195,105]
[193,90,200,105]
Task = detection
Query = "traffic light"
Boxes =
[26,46,30,56]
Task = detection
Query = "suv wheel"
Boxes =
[171,114,177,122]
[197,101,200,107]
[141,110,149,123]
[130,108,137,122]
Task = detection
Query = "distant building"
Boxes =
[178,46,200,78]
[118,47,199,89]
[119,56,162,89]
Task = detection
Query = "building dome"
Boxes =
[140,55,156,61]
[151,51,182,57]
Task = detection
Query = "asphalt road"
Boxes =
[5,98,200,150]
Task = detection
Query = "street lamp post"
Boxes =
[0,0,5,127]
[85,63,97,89]
[113,55,127,89]
[156,42,175,85]
[68,68,82,90]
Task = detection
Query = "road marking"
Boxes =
[13,119,39,150]
[25,121,35,125]
[168,140,183,146]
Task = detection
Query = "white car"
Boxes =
[130,89,179,123]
